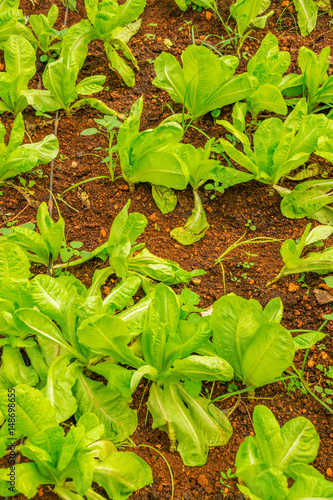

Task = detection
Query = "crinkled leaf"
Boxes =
[74,372,137,443]
[152,185,177,214]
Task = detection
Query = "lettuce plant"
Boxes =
[23,49,118,117]
[170,141,220,245]
[279,178,333,225]
[235,405,333,499]
[0,114,59,182]
[153,44,256,121]
[268,223,333,285]
[210,294,325,387]
[0,35,36,115]
[0,385,153,500]
[0,270,151,440]
[118,95,211,239]
[242,33,295,119]
[2,201,64,266]
[218,99,331,185]
[170,141,254,245]
[277,133,333,224]
[78,282,234,466]
[118,97,187,190]
[16,5,64,56]
[2,200,205,282]
[296,46,333,114]
[61,0,146,87]
[85,0,146,86]
[0,0,25,49]
[118,98,253,244]
[230,0,274,50]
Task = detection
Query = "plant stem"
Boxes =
[137,444,175,500]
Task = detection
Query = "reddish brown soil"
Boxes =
[1,0,333,499]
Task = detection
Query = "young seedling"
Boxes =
[245,219,256,231]
[144,22,157,41]
[220,468,236,493]
[60,240,92,264]
[81,115,122,181]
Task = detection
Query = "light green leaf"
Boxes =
[0,384,58,438]
[93,452,153,500]
[21,133,59,165]
[293,0,318,36]
[211,294,265,377]
[0,148,39,181]
[57,424,85,471]
[117,294,153,336]
[4,34,36,79]
[7,226,50,265]
[152,185,177,214]
[30,426,64,464]
[178,383,233,448]
[170,190,209,245]
[7,112,24,154]
[263,297,283,323]
[293,331,326,350]
[92,362,134,398]
[75,74,105,95]
[253,405,284,468]
[170,355,233,383]
[230,0,272,36]
[0,462,51,498]
[78,314,143,368]
[105,42,135,87]
[280,416,320,468]
[287,474,333,499]
[154,383,207,466]
[71,97,119,116]
[242,322,294,386]
[13,308,86,362]
[28,274,70,326]
[128,247,205,285]
[256,468,289,499]
[0,242,30,279]
[60,19,96,74]
[247,84,287,118]
[118,0,146,26]
[42,354,78,422]
[2,346,39,387]
[74,372,137,443]
[102,275,141,312]
[235,435,263,489]
[281,180,333,219]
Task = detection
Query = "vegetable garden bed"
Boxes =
[0,0,333,499]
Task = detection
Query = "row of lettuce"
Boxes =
[0,201,333,498]
[1,0,325,81]
[3,27,333,243]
